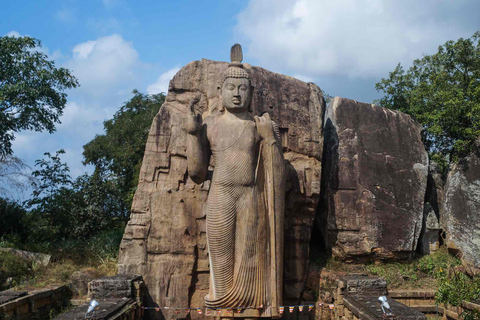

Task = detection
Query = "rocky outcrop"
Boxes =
[118,59,326,319]
[442,144,480,272]
[0,248,50,266]
[318,97,429,261]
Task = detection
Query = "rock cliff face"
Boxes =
[319,97,429,261]
[118,59,325,319]
[442,145,480,272]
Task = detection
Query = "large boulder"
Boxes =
[442,144,480,272]
[318,97,428,261]
[118,59,326,319]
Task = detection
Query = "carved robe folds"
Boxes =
[189,119,285,318]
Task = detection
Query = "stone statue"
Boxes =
[186,44,286,318]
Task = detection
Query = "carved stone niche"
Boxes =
[118,59,326,319]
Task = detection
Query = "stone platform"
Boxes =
[55,298,137,320]
[0,290,27,305]
[334,275,426,320]
[343,295,426,320]
[0,286,70,319]
[53,274,144,320]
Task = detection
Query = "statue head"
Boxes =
[220,44,252,113]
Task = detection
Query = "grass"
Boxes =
[313,247,461,290]
[303,247,465,303]
[14,258,117,292]
[0,228,122,293]
[0,252,34,290]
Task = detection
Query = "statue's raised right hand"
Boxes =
[186,98,202,135]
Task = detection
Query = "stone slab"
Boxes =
[337,275,387,295]
[343,295,426,320]
[0,290,27,304]
[55,298,133,320]
[88,274,142,299]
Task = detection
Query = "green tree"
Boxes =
[83,90,165,207]
[24,150,74,245]
[375,32,480,171]
[25,150,127,247]
[69,171,127,238]
[0,36,79,159]
[0,197,28,245]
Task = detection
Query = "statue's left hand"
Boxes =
[254,113,275,140]
[186,98,202,135]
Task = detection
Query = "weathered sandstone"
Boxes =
[442,142,480,273]
[318,97,428,261]
[118,59,325,319]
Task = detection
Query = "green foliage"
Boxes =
[364,248,461,289]
[416,248,461,277]
[436,272,480,306]
[375,32,480,172]
[462,309,480,320]
[68,172,128,237]
[0,197,28,244]
[0,36,79,159]
[321,90,333,105]
[83,90,165,208]
[24,150,73,245]
[366,262,420,288]
[0,90,164,290]
[0,252,32,290]
[24,150,126,251]
[53,228,124,264]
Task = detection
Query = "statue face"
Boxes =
[221,77,251,113]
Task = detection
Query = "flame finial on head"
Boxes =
[230,43,243,65]
[223,43,250,81]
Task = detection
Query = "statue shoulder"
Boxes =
[203,115,215,126]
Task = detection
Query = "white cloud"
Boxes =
[146,68,180,95]
[12,34,146,184]
[54,8,76,23]
[13,132,41,158]
[59,101,107,130]
[5,31,21,37]
[66,34,140,97]
[236,0,480,78]
[292,74,314,83]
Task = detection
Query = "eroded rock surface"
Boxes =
[319,97,428,261]
[118,59,325,319]
[443,144,480,272]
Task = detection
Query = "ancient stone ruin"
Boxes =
[117,44,480,319]
[119,51,325,319]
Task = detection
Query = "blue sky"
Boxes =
[1,0,479,199]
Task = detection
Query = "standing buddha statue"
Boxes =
[186,44,285,319]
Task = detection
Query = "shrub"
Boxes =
[415,248,461,277]
[436,272,480,306]
[0,252,33,290]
